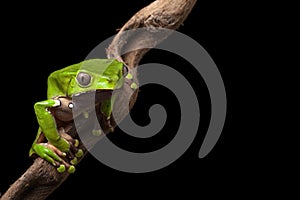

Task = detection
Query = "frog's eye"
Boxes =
[122,65,128,77]
[76,72,91,87]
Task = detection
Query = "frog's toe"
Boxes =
[70,157,78,165]
[47,143,67,157]
[68,165,76,173]
[74,139,79,147]
[33,143,62,166]
[68,141,83,159]
[75,149,83,158]
[57,164,66,173]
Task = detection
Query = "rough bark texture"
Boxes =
[0,0,197,199]
[107,0,197,67]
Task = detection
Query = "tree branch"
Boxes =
[0,0,197,199]
[107,0,197,68]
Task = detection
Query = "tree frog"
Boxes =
[29,58,137,173]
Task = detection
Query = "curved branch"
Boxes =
[0,0,197,199]
[107,0,197,68]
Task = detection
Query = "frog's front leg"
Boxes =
[31,99,74,173]
[34,99,70,151]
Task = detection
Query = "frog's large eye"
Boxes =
[76,72,91,87]
[122,65,128,77]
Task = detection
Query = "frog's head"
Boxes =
[68,58,127,96]
[47,58,127,99]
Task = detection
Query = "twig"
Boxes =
[0,0,197,199]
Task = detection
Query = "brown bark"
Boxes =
[107,0,197,68]
[0,0,197,199]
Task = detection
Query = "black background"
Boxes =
[0,0,279,199]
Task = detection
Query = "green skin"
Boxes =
[29,58,135,173]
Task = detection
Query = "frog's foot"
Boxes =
[46,143,76,173]
[31,143,75,173]
[58,127,84,156]
[57,127,84,166]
